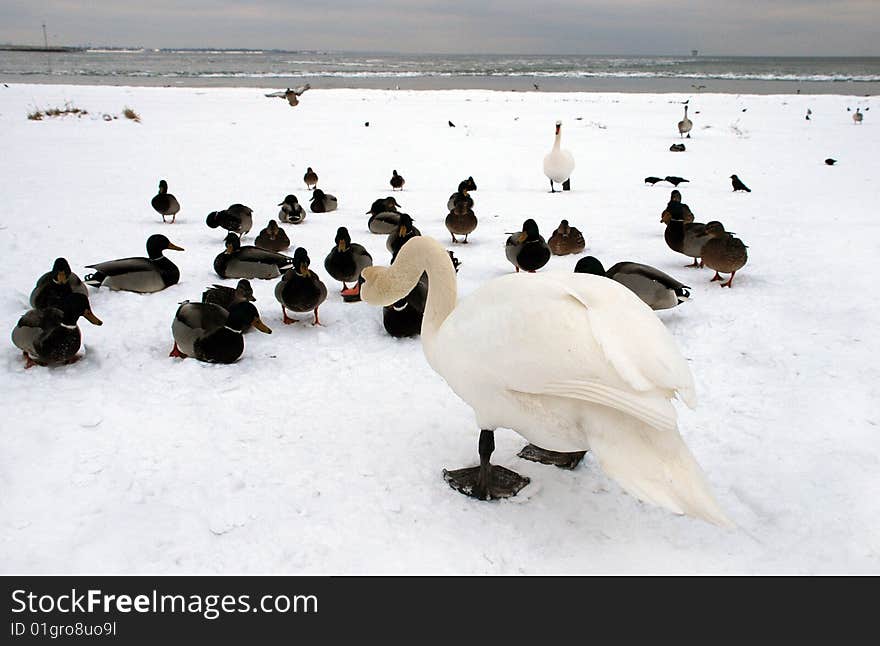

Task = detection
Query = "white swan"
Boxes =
[543,120,575,192]
[360,236,731,526]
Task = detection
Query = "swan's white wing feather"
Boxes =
[550,274,697,407]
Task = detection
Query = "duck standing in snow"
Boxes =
[543,120,575,192]
[445,198,478,244]
[12,292,102,368]
[29,257,89,309]
[84,234,184,293]
[548,219,586,256]
[700,221,748,288]
[278,194,306,224]
[390,170,405,191]
[151,179,180,224]
[506,219,550,272]
[214,232,295,280]
[664,218,711,268]
[303,167,318,190]
[309,188,338,213]
[324,226,373,297]
[275,248,328,325]
[254,219,291,252]
[170,300,271,363]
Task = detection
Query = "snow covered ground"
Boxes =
[1,83,878,574]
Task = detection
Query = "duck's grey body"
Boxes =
[664,219,711,263]
[214,247,294,280]
[607,262,690,310]
[309,190,338,213]
[12,293,101,365]
[172,302,229,357]
[88,262,169,292]
[368,211,400,234]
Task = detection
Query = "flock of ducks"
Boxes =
[13,104,782,527]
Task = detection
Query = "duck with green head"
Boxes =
[170,300,271,363]
[12,292,102,368]
[84,234,184,293]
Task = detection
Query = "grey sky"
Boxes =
[1,1,878,56]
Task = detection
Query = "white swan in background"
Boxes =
[361,236,731,526]
[678,104,693,138]
[543,120,575,192]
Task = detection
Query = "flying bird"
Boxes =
[730,174,751,192]
[665,176,690,187]
[265,83,311,106]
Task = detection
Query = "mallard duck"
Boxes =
[169,300,271,363]
[367,197,401,234]
[324,226,373,296]
[151,179,180,224]
[506,218,550,272]
[360,236,730,525]
[390,169,405,191]
[84,234,184,293]
[29,257,89,309]
[278,194,306,224]
[548,219,586,256]
[543,120,575,192]
[660,190,695,224]
[206,204,253,236]
[368,196,401,217]
[12,292,102,368]
[700,221,748,288]
[678,104,693,138]
[254,219,291,252]
[664,218,711,268]
[309,188,337,213]
[387,213,421,257]
[214,232,295,280]
[304,167,318,190]
[445,199,478,244]
[853,107,863,124]
[274,248,328,325]
[575,256,690,310]
[201,279,255,308]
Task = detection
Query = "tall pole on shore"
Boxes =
[42,22,52,73]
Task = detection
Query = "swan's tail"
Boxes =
[584,414,733,527]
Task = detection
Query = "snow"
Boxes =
[1,83,878,573]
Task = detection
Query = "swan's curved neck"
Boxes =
[378,238,457,354]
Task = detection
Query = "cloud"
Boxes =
[0,1,877,54]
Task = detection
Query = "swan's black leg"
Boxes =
[549,179,556,193]
[562,179,571,191]
[518,444,587,469]
[443,430,530,500]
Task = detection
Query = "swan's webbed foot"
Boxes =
[442,430,530,500]
[443,465,529,500]
[517,444,587,469]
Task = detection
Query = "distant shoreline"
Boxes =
[2,74,876,95]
